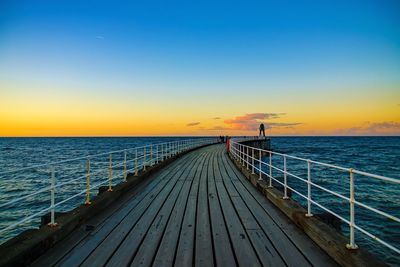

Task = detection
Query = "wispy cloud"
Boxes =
[187,122,200,127]
[206,126,230,131]
[96,35,105,40]
[212,117,221,120]
[336,121,400,135]
[223,113,297,131]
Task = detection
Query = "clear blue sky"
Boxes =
[0,0,399,136]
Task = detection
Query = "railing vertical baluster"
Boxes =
[143,147,147,171]
[48,166,57,226]
[150,144,153,166]
[135,148,138,176]
[123,150,127,182]
[85,157,91,205]
[258,149,262,180]
[156,144,159,164]
[239,145,241,163]
[108,154,113,192]
[283,155,288,199]
[252,148,255,174]
[162,143,164,161]
[306,160,313,217]
[268,152,273,188]
[242,146,245,166]
[347,169,358,249]
[246,146,249,170]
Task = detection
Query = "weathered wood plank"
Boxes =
[194,153,215,267]
[29,144,341,267]
[171,153,207,266]
[34,150,198,267]
[213,153,261,267]
[221,149,325,266]
[207,151,237,267]
[217,148,286,266]
[222,150,338,267]
[131,153,205,266]
[78,153,199,267]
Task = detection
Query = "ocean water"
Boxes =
[0,136,399,265]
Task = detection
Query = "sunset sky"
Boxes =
[0,0,399,136]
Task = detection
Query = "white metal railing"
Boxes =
[0,138,217,242]
[229,138,399,255]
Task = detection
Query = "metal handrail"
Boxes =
[0,137,218,241]
[229,138,400,255]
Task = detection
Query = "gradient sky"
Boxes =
[0,0,399,136]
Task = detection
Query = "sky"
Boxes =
[0,0,399,136]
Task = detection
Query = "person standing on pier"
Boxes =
[259,123,265,137]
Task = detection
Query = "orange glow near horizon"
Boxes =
[1,81,399,137]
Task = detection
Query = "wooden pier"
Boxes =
[30,144,337,267]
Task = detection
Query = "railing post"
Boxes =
[242,146,245,166]
[162,143,164,161]
[150,144,153,166]
[252,148,255,174]
[108,153,113,192]
[143,147,147,171]
[239,145,242,163]
[123,150,127,182]
[306,160,313,217]
[246,146,249,170]
[48,166,57,226]
[283,156,289,199]
[258,149,262,180]
[268,152,273,188]
[134,148,138,176]
[156,144,159,164]
[85,157,91,205]
[346,168,358,249]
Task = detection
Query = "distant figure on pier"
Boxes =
[259,123,265,137]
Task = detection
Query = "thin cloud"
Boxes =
[212,117,221,120]
[337,121,400,135]
[223,113,296,131]
[206,126,230,131]
[187,122,200,127]
[96,35,105,40]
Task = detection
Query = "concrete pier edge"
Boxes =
[228,139,386,267]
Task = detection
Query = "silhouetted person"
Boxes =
[259,123,265,137]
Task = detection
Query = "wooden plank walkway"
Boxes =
[31,144,338,267]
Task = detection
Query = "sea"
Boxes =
[0,136,399,265]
